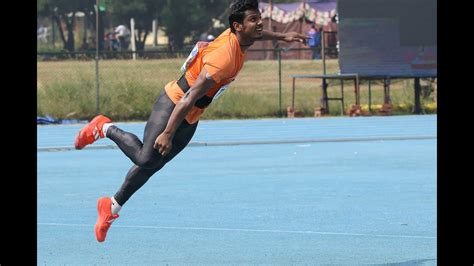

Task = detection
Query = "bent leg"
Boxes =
[106,90,174,168]
[113,121,198,206]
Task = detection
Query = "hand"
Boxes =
[154,132,173,156]
[282,32,309,45]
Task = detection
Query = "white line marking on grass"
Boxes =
[38,222,436,239]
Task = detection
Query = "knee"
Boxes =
[135,156,163,169]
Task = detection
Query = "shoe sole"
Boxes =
[95,198,108,242]
[74,130,87,150]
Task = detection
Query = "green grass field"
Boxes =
[37,58,436,121]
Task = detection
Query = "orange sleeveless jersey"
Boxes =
[164,28,246,124]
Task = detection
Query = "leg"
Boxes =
[106,90,174,169]
[113,120,198,206]
[94,93,198,242]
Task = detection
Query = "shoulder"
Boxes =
[206,31,238,56]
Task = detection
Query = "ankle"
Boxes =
[111,197,122,215]
[102,123,114,137]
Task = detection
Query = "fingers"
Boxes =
[298,33,309,45]
[300,33,310,39]
[158,144,171,156]
[287,32,309,44]
[294,32,309,39]
[300,34,309,44]
[154,141,171,156]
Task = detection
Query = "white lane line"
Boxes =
[37,135,436,152]
[38,222,436,239]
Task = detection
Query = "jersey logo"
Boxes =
[180,41,210,73]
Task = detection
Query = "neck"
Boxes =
[236,32,254,52]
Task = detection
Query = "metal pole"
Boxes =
[322,30,326,75]
[340,79,344,114]
[131,18,137,60]
[322,79,329,113]
[414,77,421,114]
[292,77,296,109]
[95,0,100,115]
[152,19,158,47]
[301,0,306,60]
[278,48,282,117]
[51,14,56,46]
[355,75,360,106]
[368,80,372,111]
[268,0,272,31]
[321,30,328,114]
[384,77,391,104]
[266,0,272,60]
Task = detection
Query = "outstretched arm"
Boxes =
[259,30,309,45]
[154,68,215,156]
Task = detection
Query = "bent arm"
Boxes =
[154,68,215,155]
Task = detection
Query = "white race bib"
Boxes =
[180,41,209,73]
[213,82,232,101]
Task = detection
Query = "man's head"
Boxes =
[228,0,263,40]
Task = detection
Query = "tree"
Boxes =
[108,0,165,51]
[160,0,230,50]
[37,0,96,52]
[107,0,230,51]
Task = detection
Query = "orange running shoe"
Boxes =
[74,115,111,150]
[95,197,119,243]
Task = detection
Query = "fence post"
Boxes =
[131,18,137,60]
[321,30,329,114]
[368,80,372,112]
[322,30,326,75]
[414,77,421,114]
[152,19,158,47]
[95,0,100,115]
[278,48,282,117]
[51,14,56,47]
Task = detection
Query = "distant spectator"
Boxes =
[115,24,131,50]
[307,24,321,59]
[37,25,48,43]
[105,32,120,51]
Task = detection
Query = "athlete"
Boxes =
[74,0,308,242]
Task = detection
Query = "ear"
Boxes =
[232,21,243,32]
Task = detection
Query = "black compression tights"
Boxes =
[106,91,198,206]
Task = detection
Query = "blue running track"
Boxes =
[38,115,437,265]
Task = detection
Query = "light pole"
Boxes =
[95,0,100,114]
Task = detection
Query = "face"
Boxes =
[235,9,263,40]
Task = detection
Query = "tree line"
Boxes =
[37,0,233,52]
[37,0,302,52]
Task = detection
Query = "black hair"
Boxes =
[228,0,259,33]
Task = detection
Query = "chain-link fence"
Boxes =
[37,46,436,121]
[37,48,339,120]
